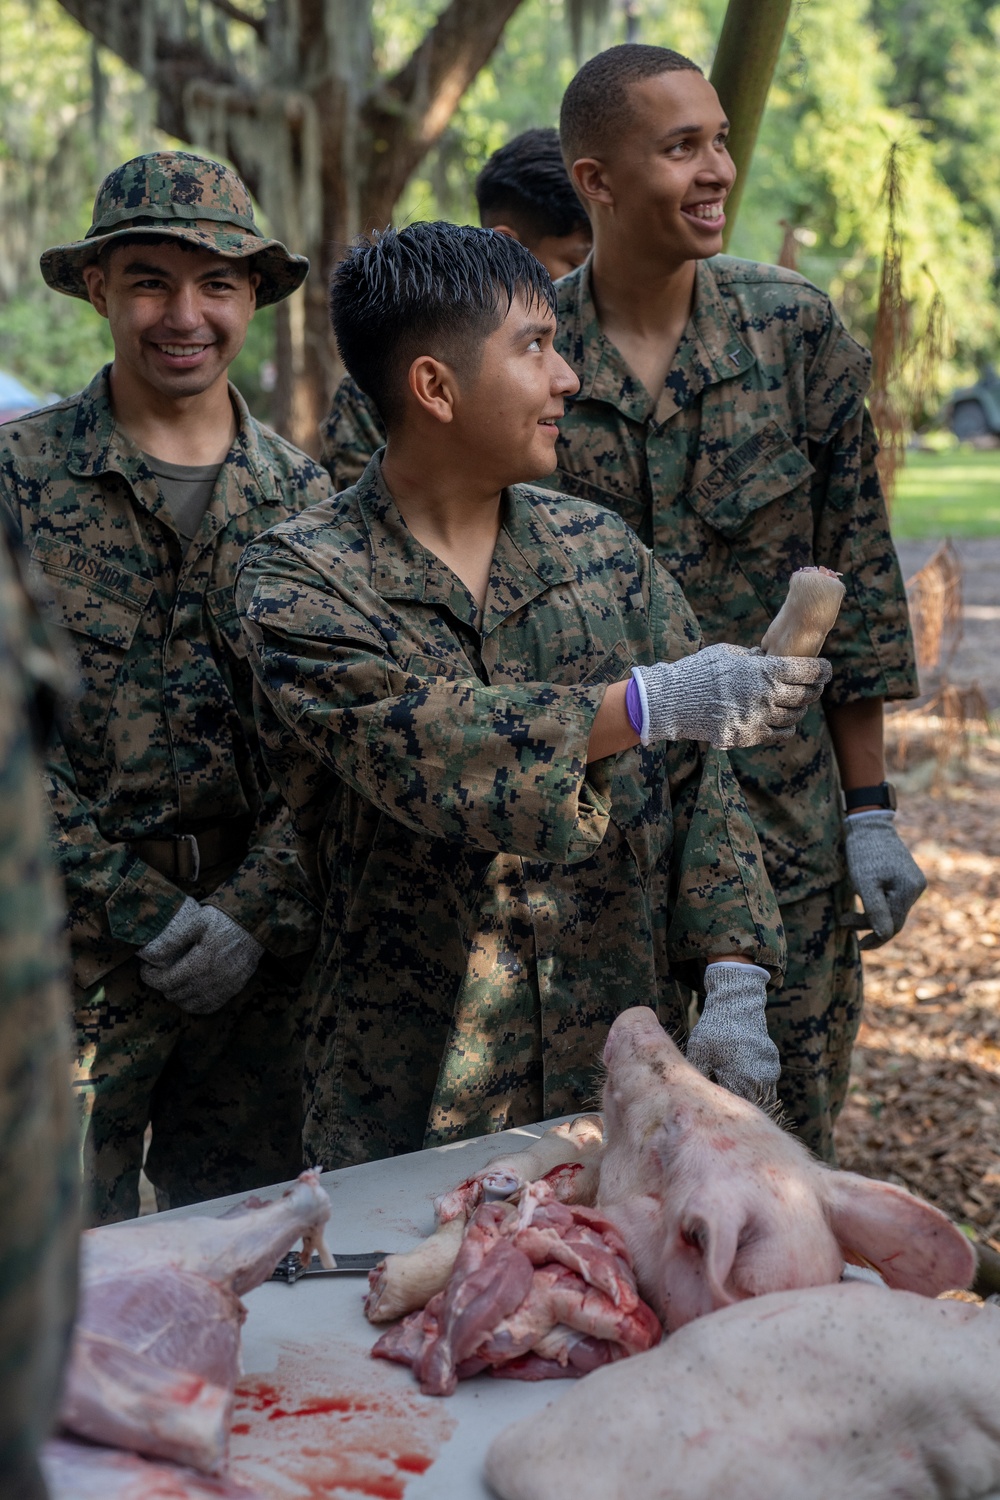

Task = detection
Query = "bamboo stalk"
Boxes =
[709,0,793,246]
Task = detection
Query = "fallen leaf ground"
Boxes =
[834,723,1000,1253]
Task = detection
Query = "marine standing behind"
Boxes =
[0,152,331,1223]
[550,45,925,1160]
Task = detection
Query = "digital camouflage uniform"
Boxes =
[0,520,78,1500]
[548,257,919,1160]
[0,370,330,1224]
[236,454,784,1171]
[316,258,920,1162]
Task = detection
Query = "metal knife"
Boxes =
[269,1250,389,1283]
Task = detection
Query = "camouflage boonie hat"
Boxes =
[40,150,308,308]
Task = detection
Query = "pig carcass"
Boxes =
[372,1180,660,1394]
[56,1170,331,1474]
[365,1116,604,1325]
[598,1007,975,1328]
[484,1283,1000,1500]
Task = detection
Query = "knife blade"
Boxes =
[270,1250,389,1283]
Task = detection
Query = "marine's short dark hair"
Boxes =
[330,221,556,430]
[560,44,702,168]
[475,127,591,244]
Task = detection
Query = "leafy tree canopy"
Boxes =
[1,0,997,416]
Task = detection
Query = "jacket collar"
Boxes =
[65,367,279,529]
[355,453,576,635]
[558,256,757,425]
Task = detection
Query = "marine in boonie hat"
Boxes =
[40,150,308,308]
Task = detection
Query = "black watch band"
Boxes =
[841,781,897,813]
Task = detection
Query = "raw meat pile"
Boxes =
[49,1170,331,1481]
[364,1116,604,1326]
[484,1284,1000,1500]
[371,1179,660,1394]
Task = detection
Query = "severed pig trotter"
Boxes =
[56,1170,331,1475]
[372,1181,660,1396]
[598,1008,975,1330]
[761,565,845,657]
[485,1285,1000,1500]
[365,1116,604,1324]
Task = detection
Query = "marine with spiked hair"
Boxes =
[548,44,925,1160]
[0,150,333,1223]
[236,219,831,1170]
[319,127,594,491]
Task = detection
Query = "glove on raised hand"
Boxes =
[843,809,927,951]
[631,644,832,749]
[138,896,264,1013]
[687,961,780,1105]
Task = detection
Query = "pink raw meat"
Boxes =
[372,1182,659,1394]
[57,1170,330,1474]
[597,1007,976,1330]
[42,1437,259,1499]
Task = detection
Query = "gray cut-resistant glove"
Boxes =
[138,896,264,1013]
[687,961,780,1105]
[631,644,832,749]
[843,809,927,951]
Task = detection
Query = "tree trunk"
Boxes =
[709,0,793,248]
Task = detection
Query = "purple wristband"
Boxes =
[625,675,644,735]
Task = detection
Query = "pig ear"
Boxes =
[821,1170,976,1295]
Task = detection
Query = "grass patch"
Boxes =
[890,449,1000,538]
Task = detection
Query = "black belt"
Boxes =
[131,818,253,883]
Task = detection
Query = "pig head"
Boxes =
[597,1007,975,1330]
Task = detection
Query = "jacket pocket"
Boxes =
[206,583,249,659]
[550,468,649,539]
[686,420,814,540]
[578,638,634,687]
[31,537,152,750]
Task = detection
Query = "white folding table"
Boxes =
[156,1119,569,1500]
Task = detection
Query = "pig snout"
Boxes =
[602,1006,677,1069]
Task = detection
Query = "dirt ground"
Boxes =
[833,537,1000,1255]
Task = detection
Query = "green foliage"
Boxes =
[891,449,1000,538]
[0,0,152,393]
[0,293,113,400]
[3,0,999,411]
[730,0,996,378]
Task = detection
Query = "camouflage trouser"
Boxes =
[764,879,863,1164]
[0,971,78,1500]
[72,950,310,1225]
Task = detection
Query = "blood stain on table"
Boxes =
[227,1342,455,1499]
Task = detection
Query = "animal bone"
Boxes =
[761,565,845,657]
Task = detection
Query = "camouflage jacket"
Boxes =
[0,369,331,988]
[548,256,919,903]
[236,454,784,1168]
[0,519,78,1486]
[319,374,386,493]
